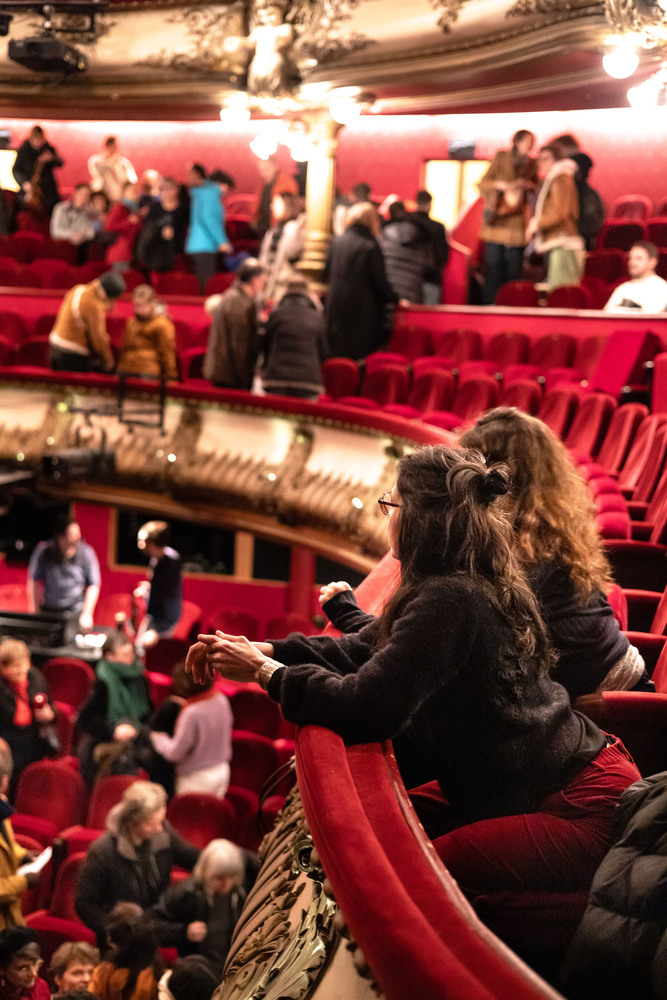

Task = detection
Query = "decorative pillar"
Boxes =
[298,110,343,291]
[287,545,316,615]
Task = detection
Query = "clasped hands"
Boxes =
[185,631,268,685]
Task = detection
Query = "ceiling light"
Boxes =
[249,131,278,159]
[329,95,362,125]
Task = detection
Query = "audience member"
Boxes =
[0,738,41,927]
[138,170,161,210]
[380,200,430,304]
[133,521,182,650]
[551,133,604,251]
[412,190,449,304]
[12,126,63,218]
[150,840,257,973]
[155,956,218,1000]
[257,191,306,304]
[27,517,101,629]
[0,927,49,1000]
[77,631,152,788]
[136,178,188,276]
[185,165,232,295]
[75,781,199,947]
[525,142,584,291]
[252,156,298,238]
[117,286,178,381]
[48,942,99,997]
[332,181,373,236]
[478,129,537,303]
[104,182,143,271]
[260,275,328,400]
[89,903,162,1000]
[0,641,57,786]
[88,137,138,204]
[324,202,404,361]
[150,662,232,797]
[604,240,667,312]
[188,444,641,901]
[202,258,265,389]
[48,271,124,373]
[49,184,96,259]
[89,191,110,237]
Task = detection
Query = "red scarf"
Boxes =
[8,678,31,727]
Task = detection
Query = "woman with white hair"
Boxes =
[150,839,258,975]
[75,781,199,948]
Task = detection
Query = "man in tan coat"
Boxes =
[0,740,39,930]
[479,129,538,304]
[118,285,178,381]
[49,271,125,373]
[203,259,265,389]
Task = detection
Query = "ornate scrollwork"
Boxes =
[429,0,473,32]
[136,3,246,74]
[506,0,583,18]
[604,0,667,42]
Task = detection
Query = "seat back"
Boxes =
[204,272,235,296]
[452,375,499,421]
[49,851,89,921]
[529,333,576,369]
[14,760,87,831]
[564,392,617,457]
[485,331,531,366]
[41,656,95,711]
[545,285,591,310]
[405,369,456,413]
[607,195,653,220]
[537,385,581,439]
[228,688,283,739]
[16,338,50,368]
[0,311,28,345]
[651,640,667,692]
[359,364,410,407]
[573,691,667,777]
[499,378,542,415]
[630,421,667,504]
[598,221,647,251]
[0,336,16,366]
[594,402,649,476]
[166,793,237,848]
[321,358,360,400]
[430,329,481,363]
[229,733,280,794]
[645,218,667,246]
[589,329,662,396]
[584,249,627,283]
[202,607,260,637]
[87,774,146,829]
[387,319,432,361]
[494,281,540,307]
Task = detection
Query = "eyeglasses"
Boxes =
[378,491,402,516]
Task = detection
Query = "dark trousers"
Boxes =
[483,242,525,304]
[190,252,219,295]
[50,345,93,372]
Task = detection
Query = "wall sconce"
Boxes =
[328,88,376,125]
[219,93,251,123]
[602,37,640,78]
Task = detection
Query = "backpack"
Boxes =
[578,183,605,249]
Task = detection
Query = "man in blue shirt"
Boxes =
[27,519,101,631]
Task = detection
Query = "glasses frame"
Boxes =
[378,491,402,516]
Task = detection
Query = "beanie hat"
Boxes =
[165,957,220,1000]
[0,926,39,966]
[99,271,126,299]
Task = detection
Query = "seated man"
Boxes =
[49,184,96,257]
[117,285,178,381]
[604,240,667,312]
[49,271,125,373]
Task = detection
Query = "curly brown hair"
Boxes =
[460,408,612,599]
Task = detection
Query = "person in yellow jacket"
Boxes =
[0,739,40,930]
[118,286,178,381]
[49,271,125,373]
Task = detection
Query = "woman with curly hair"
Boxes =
[321,408,649,701]
[186,445,640,896]
[459,407,648,698]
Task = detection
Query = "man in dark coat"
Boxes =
[261,277,329,399]
[12,125,63,217]
[203,258,266,389]
[412,189,449,304]
[324,202,404,361]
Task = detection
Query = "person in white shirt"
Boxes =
[88,136,138,203]
[604,241,667,312]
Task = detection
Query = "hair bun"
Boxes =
[478,468,509,506]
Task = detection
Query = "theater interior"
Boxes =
[0,0,667,996]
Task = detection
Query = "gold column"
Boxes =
[298,110,343,291]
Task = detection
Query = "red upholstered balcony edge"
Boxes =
[295,726,561,1000]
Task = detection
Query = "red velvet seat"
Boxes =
[116,268,145,292]
[598,221,647,251]
[28,259,71,288]
[204,272,235,296]
[499,378,542,414]
[574,690,667,776]
[155,271,200,296]
[0,264,43,288]
[73,261,108,282]
[574,402,649,478]
[581,275,613,310]
[430,328,482,365]
[34,314,59,338]
[171,599,202,642]
[564,392,617,457]
[384,368,456,419]
[542,333,608,391]
[94,592,137,628]
[0,336,16,365]
[588,329,662,397]
[584,249,627,283]
[202,607,260,637]
[537,384,581,439]
[144,637,191,675]
[339,363,410,408]
[0,312,27,345]
[531,332,577,369]
[53,701,77,756]
[545,285,591,310]
[652,351,667,414]
[421,374,500,431]
[494,281,540,307]
[224,785,259,830]
[607,195,653,220]
[32,239,77,264]
[41,656,94,711]
[617,414,667,499]
[321,357,360,400]
[228,688,283,739]
[180,346,206,381]
[229,732,280,794]
[3,233,44,262]
[387,318,432,360]
[645,217,667,247]
[264,612,319,639]
[364,351,410,374]
[12,761,87,846]
[15,337,50,368]
[166,793,237,848]
[25,853,96,965]
[626,420,667,506]
[0,583,28,610]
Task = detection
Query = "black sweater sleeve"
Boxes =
[321,590,377,634]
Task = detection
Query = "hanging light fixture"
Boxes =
[602,38,640,78]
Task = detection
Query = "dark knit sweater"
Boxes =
[324,559,631,702]
[270,575,604,823]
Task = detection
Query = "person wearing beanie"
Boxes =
[260,274,328,400]
[0,927,49,1000]
[49,271,125,373]
[156,956,219,1000]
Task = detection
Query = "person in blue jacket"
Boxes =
[185,165,233,294]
